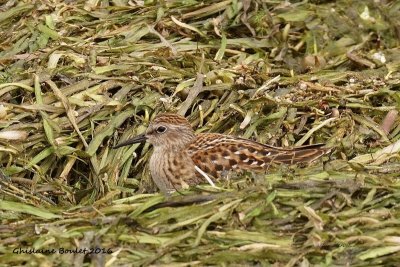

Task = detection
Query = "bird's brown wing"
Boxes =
[187,133,329,177]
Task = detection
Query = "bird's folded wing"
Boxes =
[188,133,328,176]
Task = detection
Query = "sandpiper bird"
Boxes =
[114,113,329,194]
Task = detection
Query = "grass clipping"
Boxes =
[1,0,400,266]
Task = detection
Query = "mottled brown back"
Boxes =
[188,133,328,178]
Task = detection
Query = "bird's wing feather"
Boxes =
[188,133,328,176]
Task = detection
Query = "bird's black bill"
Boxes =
[113,134,147,149]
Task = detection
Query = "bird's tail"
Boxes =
[265,144,330,165]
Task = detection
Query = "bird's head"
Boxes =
[113,113,195,150]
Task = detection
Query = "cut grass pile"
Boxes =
[0,0,400,265]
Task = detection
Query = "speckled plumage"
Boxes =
[114,113,329,194]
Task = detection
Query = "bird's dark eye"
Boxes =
[156,126,167,133]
